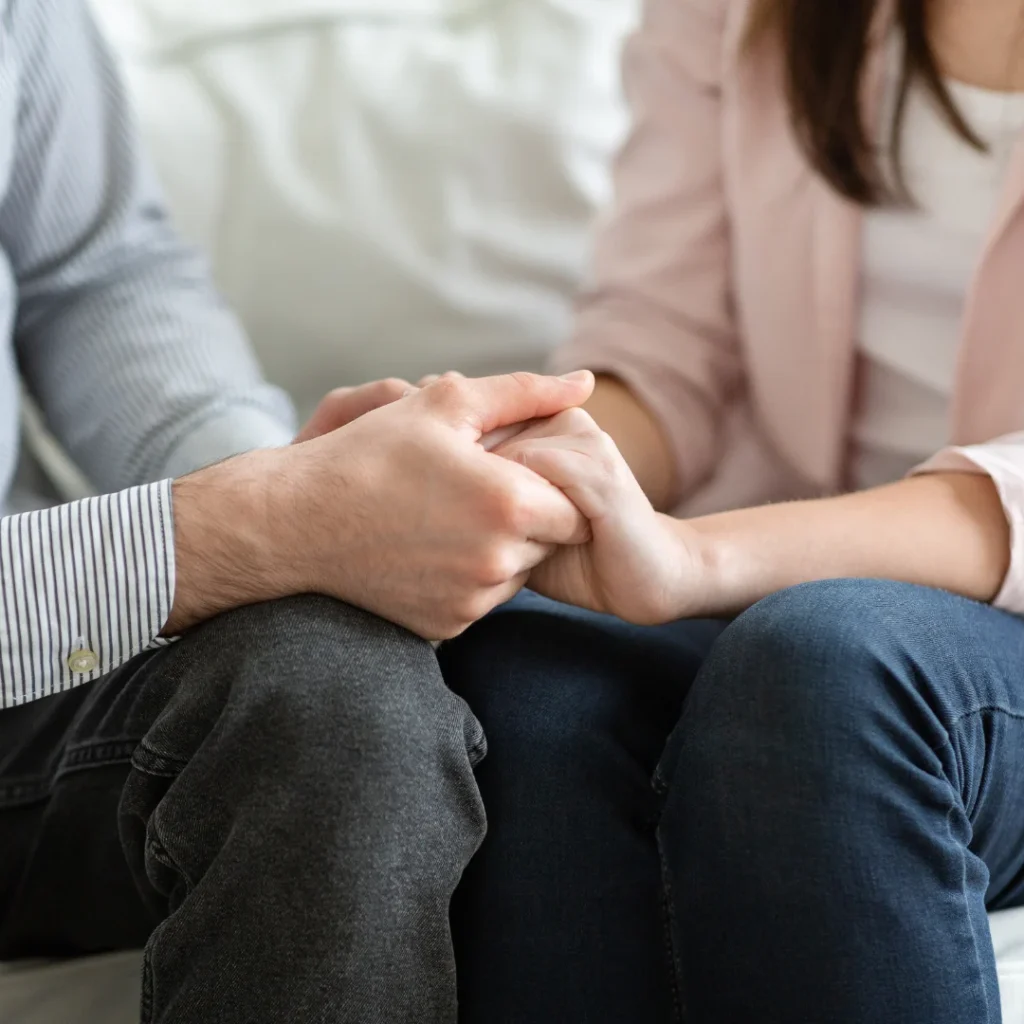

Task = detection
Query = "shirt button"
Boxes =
[67,649,99,674]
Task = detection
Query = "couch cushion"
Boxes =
[0,952,141,1024]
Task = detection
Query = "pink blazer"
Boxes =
[551,0,1024,614]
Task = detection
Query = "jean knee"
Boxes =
[442,599,706,803]
[142,595,484,787]
[443,606,632,774]
[122,596,488,928]
[660,579,939,791]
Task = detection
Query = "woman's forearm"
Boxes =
[682,472,1011,618]
[585,375,678,511]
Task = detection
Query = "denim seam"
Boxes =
[927,709,996,1023]
[654,803,686,1024]
[467,738,487,767]
[0,738,142,807]
[140,948,154,1024]
[940,762,995,1023]
[58,738,140,776]
[131,741,190,779]
[146,831,195,892]
[944,704,1024,732]
[132,745,200,896]
[0,777,51,808]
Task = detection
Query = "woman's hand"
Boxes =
[497,406,1014,624]
[494,408,706,624]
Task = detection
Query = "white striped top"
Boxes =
[0,0,296,707]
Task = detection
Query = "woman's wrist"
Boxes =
[656,513,740,622]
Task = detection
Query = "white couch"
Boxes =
[6,0,1024,1021]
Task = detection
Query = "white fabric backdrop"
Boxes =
[89,0,638,419]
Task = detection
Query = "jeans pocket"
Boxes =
[0,775,51,810]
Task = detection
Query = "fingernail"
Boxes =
[559,369,593,384]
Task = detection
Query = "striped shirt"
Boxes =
[0,0,296,707]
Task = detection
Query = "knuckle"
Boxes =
[595,429,620,459]
[595,432,629,478]
[423,375,468,408]
[378,377,410,397]
[481,484,528,533]
[475,545,519,587]
[561,407,599,435]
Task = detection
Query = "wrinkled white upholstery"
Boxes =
[88,0,637,419]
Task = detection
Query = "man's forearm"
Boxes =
[682,472,1011,618]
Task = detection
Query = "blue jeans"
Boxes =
[439,580,1024,1023]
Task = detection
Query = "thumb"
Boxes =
[421,370,595,438]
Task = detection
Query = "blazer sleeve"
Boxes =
[549,0,743,503]
[913,437,1024,615]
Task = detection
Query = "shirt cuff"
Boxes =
[0,481,175,707]
[157,405,295,480]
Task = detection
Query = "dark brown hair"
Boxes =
[746,0,984,205]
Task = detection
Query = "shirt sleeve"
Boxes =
[4,0,296,491]
[0,481,174,709]
[0,0,298,706]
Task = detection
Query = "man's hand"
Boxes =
[293,378,414,444]
[293,371,468,444]
[168,371,596,639]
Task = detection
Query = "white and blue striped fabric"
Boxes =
[0,0,296,707]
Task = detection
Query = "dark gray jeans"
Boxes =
[0,596,487,1023]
